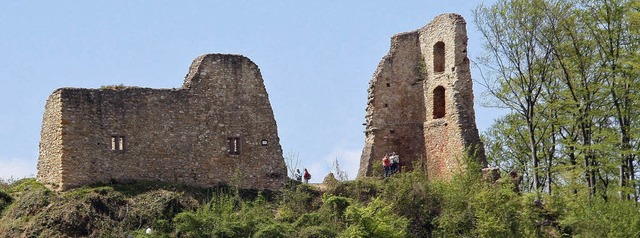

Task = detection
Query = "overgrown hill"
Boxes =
[1,168,639,237]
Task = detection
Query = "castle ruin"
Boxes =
[37,54,287,191]
[358,14,486,179]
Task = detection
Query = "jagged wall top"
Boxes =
[37,53,286,191]
[358,13,485,179]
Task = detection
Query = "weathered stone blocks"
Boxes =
[37,54,286,191]
[358,14,486,179]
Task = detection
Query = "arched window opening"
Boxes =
[433,41,445,73]
[433,86,445,119]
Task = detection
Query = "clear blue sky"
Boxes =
[0,1,500,182]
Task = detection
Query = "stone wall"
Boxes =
[358,31,426,177]
[358,14,486,179]
[37,54,287,190]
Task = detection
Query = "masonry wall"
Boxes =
[358,31,426,177]
[37,54,286,190]
[37,92,64,186]
[358,13,486,179]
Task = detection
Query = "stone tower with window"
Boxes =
[358,14,486,179]
[37,54,287,191]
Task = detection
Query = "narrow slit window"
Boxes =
[111,135,125,151]
[434,41,445,73]
[118,136,125,151]
[433,86,445,119]
[228,137,241,155]
[111,137,117,151]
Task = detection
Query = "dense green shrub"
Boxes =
[469,182,522,237]
[2,167,639,237]
[320,195,351,222]
[325,178,382,203]
[278,184,323,221]
[559,195,640,237]
[296,225,338,238]
[380,168,439,237]
[255,223,294,238]
[340,197,409,238]
[173,191,275,237]
[293,212,323,227]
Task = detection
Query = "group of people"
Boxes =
[295,168,311,183]
[292,152,400,183]
[382,152,400,178]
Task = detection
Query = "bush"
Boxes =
[340,197,409,238]
[325,178,382,203]
[320,195,351,222]
[296,225,338,238]
[27,186,129,237]
[469,182,522,237]
[559,195,640,237]
[173,193,246,237]
[4,180,50,218]
[380,168,438,237]
[278,184,323,221]
[173,191,276,237]
[0,190,12,214]
[254,223,293,238]
[293,213,322,228]
[125,189,198,231]
[431,160,480,237]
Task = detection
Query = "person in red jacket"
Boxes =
[382,154,391,178]
[303,168,311,184]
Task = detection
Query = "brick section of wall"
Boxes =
[358,14,486,180]
[37,54,286,191]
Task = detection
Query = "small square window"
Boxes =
[261,139,268,146]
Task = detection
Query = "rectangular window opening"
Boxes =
[227,137,241,155]
[111,137,117,151]
[111,135,126,152]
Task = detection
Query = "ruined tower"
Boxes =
[358,14,486,179]
[37,54,287,190]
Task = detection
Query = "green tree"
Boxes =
[474,0,556,193]
[477,0,640,198]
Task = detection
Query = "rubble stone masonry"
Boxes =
[358,14,486,179]
[37,54,286,191]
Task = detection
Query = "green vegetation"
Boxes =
[476,0,640,198]
[2,159,640,237]
[99,84,136,90]
[2,0,638,237]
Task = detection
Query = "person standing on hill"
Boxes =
[390,152,400,174]
[382,153,391,178]
[303,168,311,184]
[295,169,302,182]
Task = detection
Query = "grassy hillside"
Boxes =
[1,165,639,237]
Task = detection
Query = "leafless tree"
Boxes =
[284,150,301,178]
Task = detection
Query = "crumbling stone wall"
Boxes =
[358,14,486,179]
[358,31,426,176]
[37,54,287,191]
